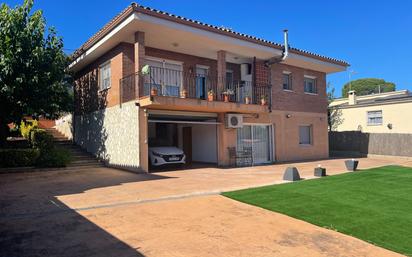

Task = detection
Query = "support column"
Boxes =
[134,32,145,73]
[135,31,149,172]
[217,50,226,98]
[217,113,236,167]
[139,108,149,172]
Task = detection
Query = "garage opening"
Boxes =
[147,111,219,171]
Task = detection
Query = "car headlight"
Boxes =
[152,151,163,157]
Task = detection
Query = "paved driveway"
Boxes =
[1,156,410,256]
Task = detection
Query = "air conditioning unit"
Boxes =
[225,114,243,129]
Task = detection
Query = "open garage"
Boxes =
[147,110,219,171]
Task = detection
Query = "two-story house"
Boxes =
[69,3,349,172]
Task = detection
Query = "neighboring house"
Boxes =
[329,90,412,133]
[69,3,348,172]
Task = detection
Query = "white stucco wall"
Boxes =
[55,114,73,139]
[74,101,140,170]
[332,101,412,133]
[177,124,218,163]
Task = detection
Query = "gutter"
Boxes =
[265,30,289,66]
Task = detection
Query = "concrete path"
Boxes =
[1,156,409,256]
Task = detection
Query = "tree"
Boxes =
[327,82,343,131]
[341,78,395,97]
[0,0,72,145]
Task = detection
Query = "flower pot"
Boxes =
[314,167,327,177]
[180,90,188,98]
[261,99,267,106]
[345,159,359,171]
[224,95,230,103]
[245,97,251,104]
[150,88,158,96]
[207,94,214,102]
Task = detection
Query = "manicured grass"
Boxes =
[223,166,412,256]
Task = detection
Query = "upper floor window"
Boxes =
[367,110,383,126]
[299,125,313,145]
[304,76,317,94]
[99,61,111,90]
[282,72,292,90]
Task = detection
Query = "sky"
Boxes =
[4,0,412,97]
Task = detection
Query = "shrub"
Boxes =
[9,126,21,137]
[20,120,38,139]
[31,129,54,151]
[0,149,40,167]
[36,148,72,168]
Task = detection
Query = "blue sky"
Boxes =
[4,0,412,97]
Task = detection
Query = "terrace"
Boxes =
[120,65,272,113]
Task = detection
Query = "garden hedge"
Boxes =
[0,149,40,167]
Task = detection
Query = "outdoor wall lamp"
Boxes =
[286,114,292,118]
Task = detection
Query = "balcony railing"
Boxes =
[120,66,271,107]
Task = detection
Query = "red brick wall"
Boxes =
[254,60,270,85]
[270,63,327,114]
[74,43,130,114]
[74,43,326,115]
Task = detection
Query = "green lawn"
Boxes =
[223,166,412,256]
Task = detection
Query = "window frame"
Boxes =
[304,76,317,94]
[99,61,111,91]
[299,125,313,146]
[282,71,292,91]
[144,56,184,97]
[367,110,383,126]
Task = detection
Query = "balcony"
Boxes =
[120,66,271,113]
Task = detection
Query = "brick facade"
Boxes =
[270,63,327,114]
[74,43,132,114]
[74,45,327,115]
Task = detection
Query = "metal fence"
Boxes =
[119,66,271,106]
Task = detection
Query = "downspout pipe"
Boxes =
[265,29,289,67]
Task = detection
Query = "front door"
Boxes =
[182,127,193,164]
[236,124,273,165]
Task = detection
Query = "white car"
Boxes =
[149,146,186,166]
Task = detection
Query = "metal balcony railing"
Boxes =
[120,66,272,107]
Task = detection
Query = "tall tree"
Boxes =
[341,78,395,97]
[327,82,343,131]
[0,0,72,145]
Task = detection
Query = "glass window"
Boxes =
[304,77,317,94]
[299,125,312,145]
[367,110,383,125]
[283,73,292,90]
[99,61,111,90]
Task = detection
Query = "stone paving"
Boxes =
[1,156,410,256]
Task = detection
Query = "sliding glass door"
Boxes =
[236,124,273,165]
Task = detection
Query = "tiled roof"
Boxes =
[72,3,349,66]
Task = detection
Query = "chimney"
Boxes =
[348,90,357,105]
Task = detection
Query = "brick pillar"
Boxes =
[217,50,226,99]
[134,31,145,95]
[217,113,236,167]
[135,31,149,172]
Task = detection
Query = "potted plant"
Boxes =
[207,89,214,101]
[245,95,251,104]
[260,95,267,106]
[181,88,188,98]
[150,87,158,96]
[222,89,235,102]
[345,159,359,171]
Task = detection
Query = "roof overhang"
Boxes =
[69,5,348,74]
